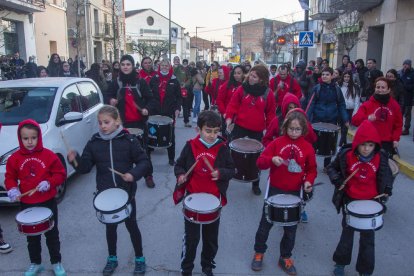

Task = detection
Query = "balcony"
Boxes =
[94,22,113,40]
[310,0,339,20]
[330,0,383,12]
[0,0,45,13]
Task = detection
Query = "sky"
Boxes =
[124,0,304,47]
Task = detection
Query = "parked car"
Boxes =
[0,77,104,205]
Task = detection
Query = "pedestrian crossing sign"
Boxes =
[299,31,314,47]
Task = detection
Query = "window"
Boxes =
[56,84,82,124]
[147,16,154,26]
[77,82,101,110]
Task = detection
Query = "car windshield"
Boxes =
[0,87,57,125]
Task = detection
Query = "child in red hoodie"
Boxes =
[174,111,235,276]
[251,111,317,275]
[327,120,393,276]
[5,119,67,276]
[205,65,229,110]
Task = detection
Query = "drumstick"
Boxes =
[108,167,126,178]
[202,156,214,172]
[60,131,78,167]
[17,187,37,200]
[184,159,199,178]
[339,168,359,191]
[374,193,386,199]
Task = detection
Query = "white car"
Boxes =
[0,77,104,205]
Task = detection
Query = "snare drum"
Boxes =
[147,115,173,149]
[229,138,264,182]
[388,159,399,178]
[127,128,144,147]
[182,193,221,224]
[93,188,132,224]
[265,194,302,226]
[16,207,54,236]
[312,122,340,156]
[345,200,386,231]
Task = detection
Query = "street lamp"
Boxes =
[195,26,205,62]
[229,12,242,62]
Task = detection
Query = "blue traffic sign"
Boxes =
[299,31,314,47]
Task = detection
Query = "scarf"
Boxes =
[119,70,137,86]
[242,82,267,97]
[98,125,124,140]
[158,67,173,106]
[373,93,390,104]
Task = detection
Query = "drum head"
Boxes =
[267,194,301,205]
[312,122,340,131]
[16,207,52,223]
[230,138,263,153]
[94,188,129,212]
[127,128,144,136]
[347,200,383,215]
[148,115,173,125]
[184,193,220,212]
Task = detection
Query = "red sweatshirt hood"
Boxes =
[352,120,381,152]
[281,93,301,117]
[221,65,230,81]
[17,119,43,154]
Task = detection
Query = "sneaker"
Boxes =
[145,176,155,188]
[192,117,197,123]
[134,256,146,275]
[333,264,345,276]
[103,256,118,276]
[184,123,192,128]
[301,211,308,223]
[252,185,261,196]
[201,267,214,276]
[278,257,297,275]
[0,239,12,254]
[251,252,264,271]
[24,264,44,276]
[169,159,176,166]
[402,129,409,135]
[53,262,67,276]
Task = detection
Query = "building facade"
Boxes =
[34,0,69,66]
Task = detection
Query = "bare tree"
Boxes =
[276,22,301,66]
[325,11,367,55]
[131,40,169,61]
[0,9,13,51]
[259,35,284,64]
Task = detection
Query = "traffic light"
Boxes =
[276,36,286,45]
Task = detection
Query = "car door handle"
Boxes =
[86,119,91,124]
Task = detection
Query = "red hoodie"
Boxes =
[225,85,276,132]
[352,95,402,142]
[344,120,382,199]
[269,74,302,109]
[216,80,241,115]
[262,94,317,146]
[257,135,317,191]
[205,65,230,106]
[5,119,66,204]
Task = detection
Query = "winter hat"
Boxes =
[120,54,135,65]
[403,59,412,66]
[296,60,306,69]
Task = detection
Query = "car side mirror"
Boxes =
[57,111,83,126]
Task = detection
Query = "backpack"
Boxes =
[116,77,142,98]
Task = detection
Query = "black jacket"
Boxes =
[327,144,394,211]
[174,139,235,198]
[150,74,182,117]
[105,77,157,123]
[72,130,150,195]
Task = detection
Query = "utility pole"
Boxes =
[195,26,205,62]
[111,0,118,61]
[84,0,90,68]
[168,0,171,60]
[229,12,242,62]
[299,0,310,64]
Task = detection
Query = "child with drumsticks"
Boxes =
[327,120,393,276]
[174,110,235,276]
[67,105,150,275]
[251,110,317,275]
[5,119,67,276]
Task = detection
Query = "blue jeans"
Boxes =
[193,90,202,118]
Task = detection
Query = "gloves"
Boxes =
[7,188,21,202]
[38,181,50,192]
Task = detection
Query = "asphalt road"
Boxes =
[1,119,413,276]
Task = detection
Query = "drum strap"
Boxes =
[117,77,142,99]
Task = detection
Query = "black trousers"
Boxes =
[254,187,299,258]
[231,124,263,188]
[106,197,143,257]
[20,198,61,264]
[333,212,375,275]
[403,91,413,130]
[381,141,396,159]
[124,120,154,177]
[183,91,194,124]
[202,90,210,110]
[181,218,220,274]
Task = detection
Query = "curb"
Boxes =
[348,130,414,179]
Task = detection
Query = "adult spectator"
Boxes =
[72,55,86,77]
[269,64,277,80]
[363,58,383,101]
[112,61,120,81]
[37,66,49,78]
[25,56,38,78]
[355,59,368,98]
[293,60,314,108]
[85,63,107,93]
[386,69,405,115]
[9,51,25,79]
[62,61,76,77]
[398,59,414,135]
[339,55,350,72]
[47,53,63,77]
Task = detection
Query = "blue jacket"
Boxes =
[306,82,349,125]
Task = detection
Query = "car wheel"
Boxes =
[55,155,67,203]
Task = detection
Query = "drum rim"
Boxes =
[345,201,386,218]
[15,207,53,224]
[312,122,340,131]
[182,193,222,213]
[96,203,132,224]
[265,194,302,207]
[183,211,221,224]
[148,115,173,125]
[93,188,130,214]
[229,138,264,153]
